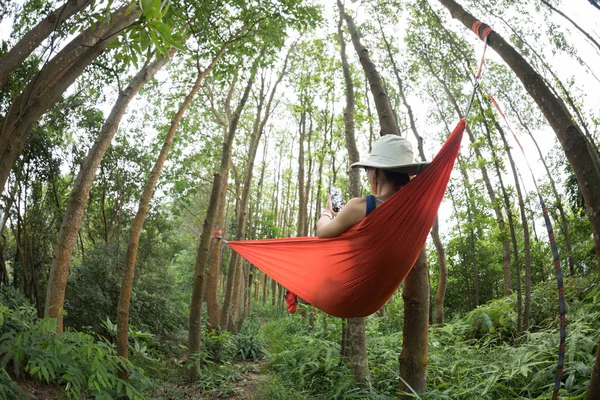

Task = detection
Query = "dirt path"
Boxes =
[224,360,268,400]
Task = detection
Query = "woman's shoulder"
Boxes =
[345,196,367,208]
[342,196,367,216]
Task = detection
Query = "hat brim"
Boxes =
[350,160,431,175]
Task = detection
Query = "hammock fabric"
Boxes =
[228,119,466,318]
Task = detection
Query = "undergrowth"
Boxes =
[255,276,600,399]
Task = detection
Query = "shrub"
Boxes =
[235,318,266,360]
[0,295,146,399]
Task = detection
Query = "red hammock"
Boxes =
[228,120,466,318]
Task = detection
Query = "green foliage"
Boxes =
[0,293,145,399]
[261,315,354,399]
[65,239,187,335]
[235,318,266,361]
[0,368,28,400]
[255,276,599,399]
[195,361,243,398]
[464,297,517,342]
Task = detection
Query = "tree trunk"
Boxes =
[189,60,259,362]
[0,6,139,197]
[497,122,532,331]
[457,157,479,307]
[399,250,429,397]
[431,218,447,324]
[500,95,575,276]
[296,107,307,237]
[338,0,398,136]
[0,0,93,89]
[381,26,450,322]
[424,54,513,295]
[438,0,600,274]
[115,45,233,363]
[225,48,292,331]
[206,171,229,331]
[338,10,368,385]
[44,50,170,332]
[589,343,600,399]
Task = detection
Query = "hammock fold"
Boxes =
[228,120,466,318]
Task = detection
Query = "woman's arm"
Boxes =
[317,196,366,238]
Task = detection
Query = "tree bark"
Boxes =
[114,45,236,364]
[44,50,169,332]
[0,0,93,89]
[189,57,259,362]
[399,250,429,397]
[424,54,513,295]
[204,79,236,332]
[338,10,368,385]
[500,95,575,276]
[206,171,229,331]
[438,0,600,274]
[228,50,292,331]
[0,6,139,197]
[480,113,523,330]
[431,218,447,323]
[380,25,450,323]
[497,122,532,331]
[589,343,600,399]
[338,0,398,136]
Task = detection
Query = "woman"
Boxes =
[317,134,429,238]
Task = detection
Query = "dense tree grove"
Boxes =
[0,0,599,398]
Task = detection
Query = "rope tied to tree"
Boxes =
[488,93,567,400]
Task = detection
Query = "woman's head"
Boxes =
[350,134,429,175]
[364,167,410,194]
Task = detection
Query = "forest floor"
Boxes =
[222,360,268,400]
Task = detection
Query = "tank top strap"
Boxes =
[365,195,377,215]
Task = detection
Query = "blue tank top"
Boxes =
[365,195,377,215]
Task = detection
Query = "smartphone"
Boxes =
[330,186,345,213]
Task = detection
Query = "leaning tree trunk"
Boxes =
[0,5,139,197]
[227,48,293,331]
[438,0,600,276]
[338,10,368,385]
[44,50,169,332]
[497,122,532,331]
[338,1,398,136]
[0,0,93,89]
[457,156,480,306]
[116,45,227,360]
[589,345,600,399]
[500,95,575,276]
[479,111,523,331]
[423,53,513,295]
[189,61,259,366]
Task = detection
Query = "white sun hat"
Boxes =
[350,134,430,175]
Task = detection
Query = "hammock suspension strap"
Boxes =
[464,36,489,118]
[488,94,566,400]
